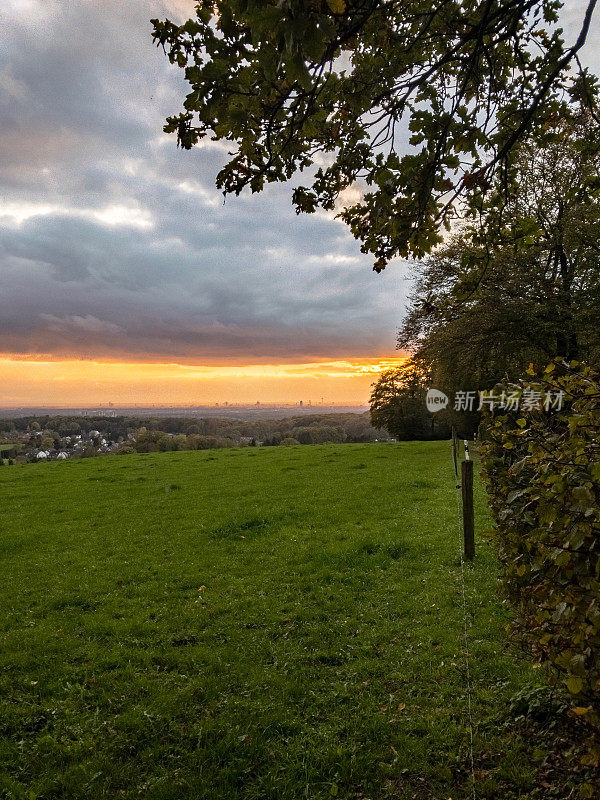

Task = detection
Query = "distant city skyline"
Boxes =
[0,356,405,407]
[0,401,370,410]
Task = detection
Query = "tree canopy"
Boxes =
[397,113,600,392]
[369,359,451,439]
[153,0,597,269]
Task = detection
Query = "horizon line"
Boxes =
[0,402,371,410]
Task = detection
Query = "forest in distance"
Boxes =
[0,412,389,462]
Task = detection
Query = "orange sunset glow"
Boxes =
[0,355,408,407]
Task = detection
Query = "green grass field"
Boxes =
[0,442,549,799]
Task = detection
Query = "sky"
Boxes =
[0,0,597,407]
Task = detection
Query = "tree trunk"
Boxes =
[556,241,579,360]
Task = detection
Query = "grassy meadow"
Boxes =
[0,442,551,799]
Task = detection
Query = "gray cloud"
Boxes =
[0,0,596,365]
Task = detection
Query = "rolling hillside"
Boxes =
[0,443,547,799]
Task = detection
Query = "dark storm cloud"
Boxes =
[0,1,596,363]
[0,0,407,363]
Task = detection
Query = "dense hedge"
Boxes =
[480,361,600,769]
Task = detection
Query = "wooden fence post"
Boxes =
[461,458,475,561]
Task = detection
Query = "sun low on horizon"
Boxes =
[0,354,408,407]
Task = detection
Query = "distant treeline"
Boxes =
[0,413,385,456]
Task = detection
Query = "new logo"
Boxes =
[426,389,449,412]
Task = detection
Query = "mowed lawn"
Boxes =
[0,442,544,799]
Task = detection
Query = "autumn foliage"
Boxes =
[480,361,600,768]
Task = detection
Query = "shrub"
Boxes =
[480,360,600,768]
[290,425,345,444]
[78,445,98,459]
[185,435,225,450]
